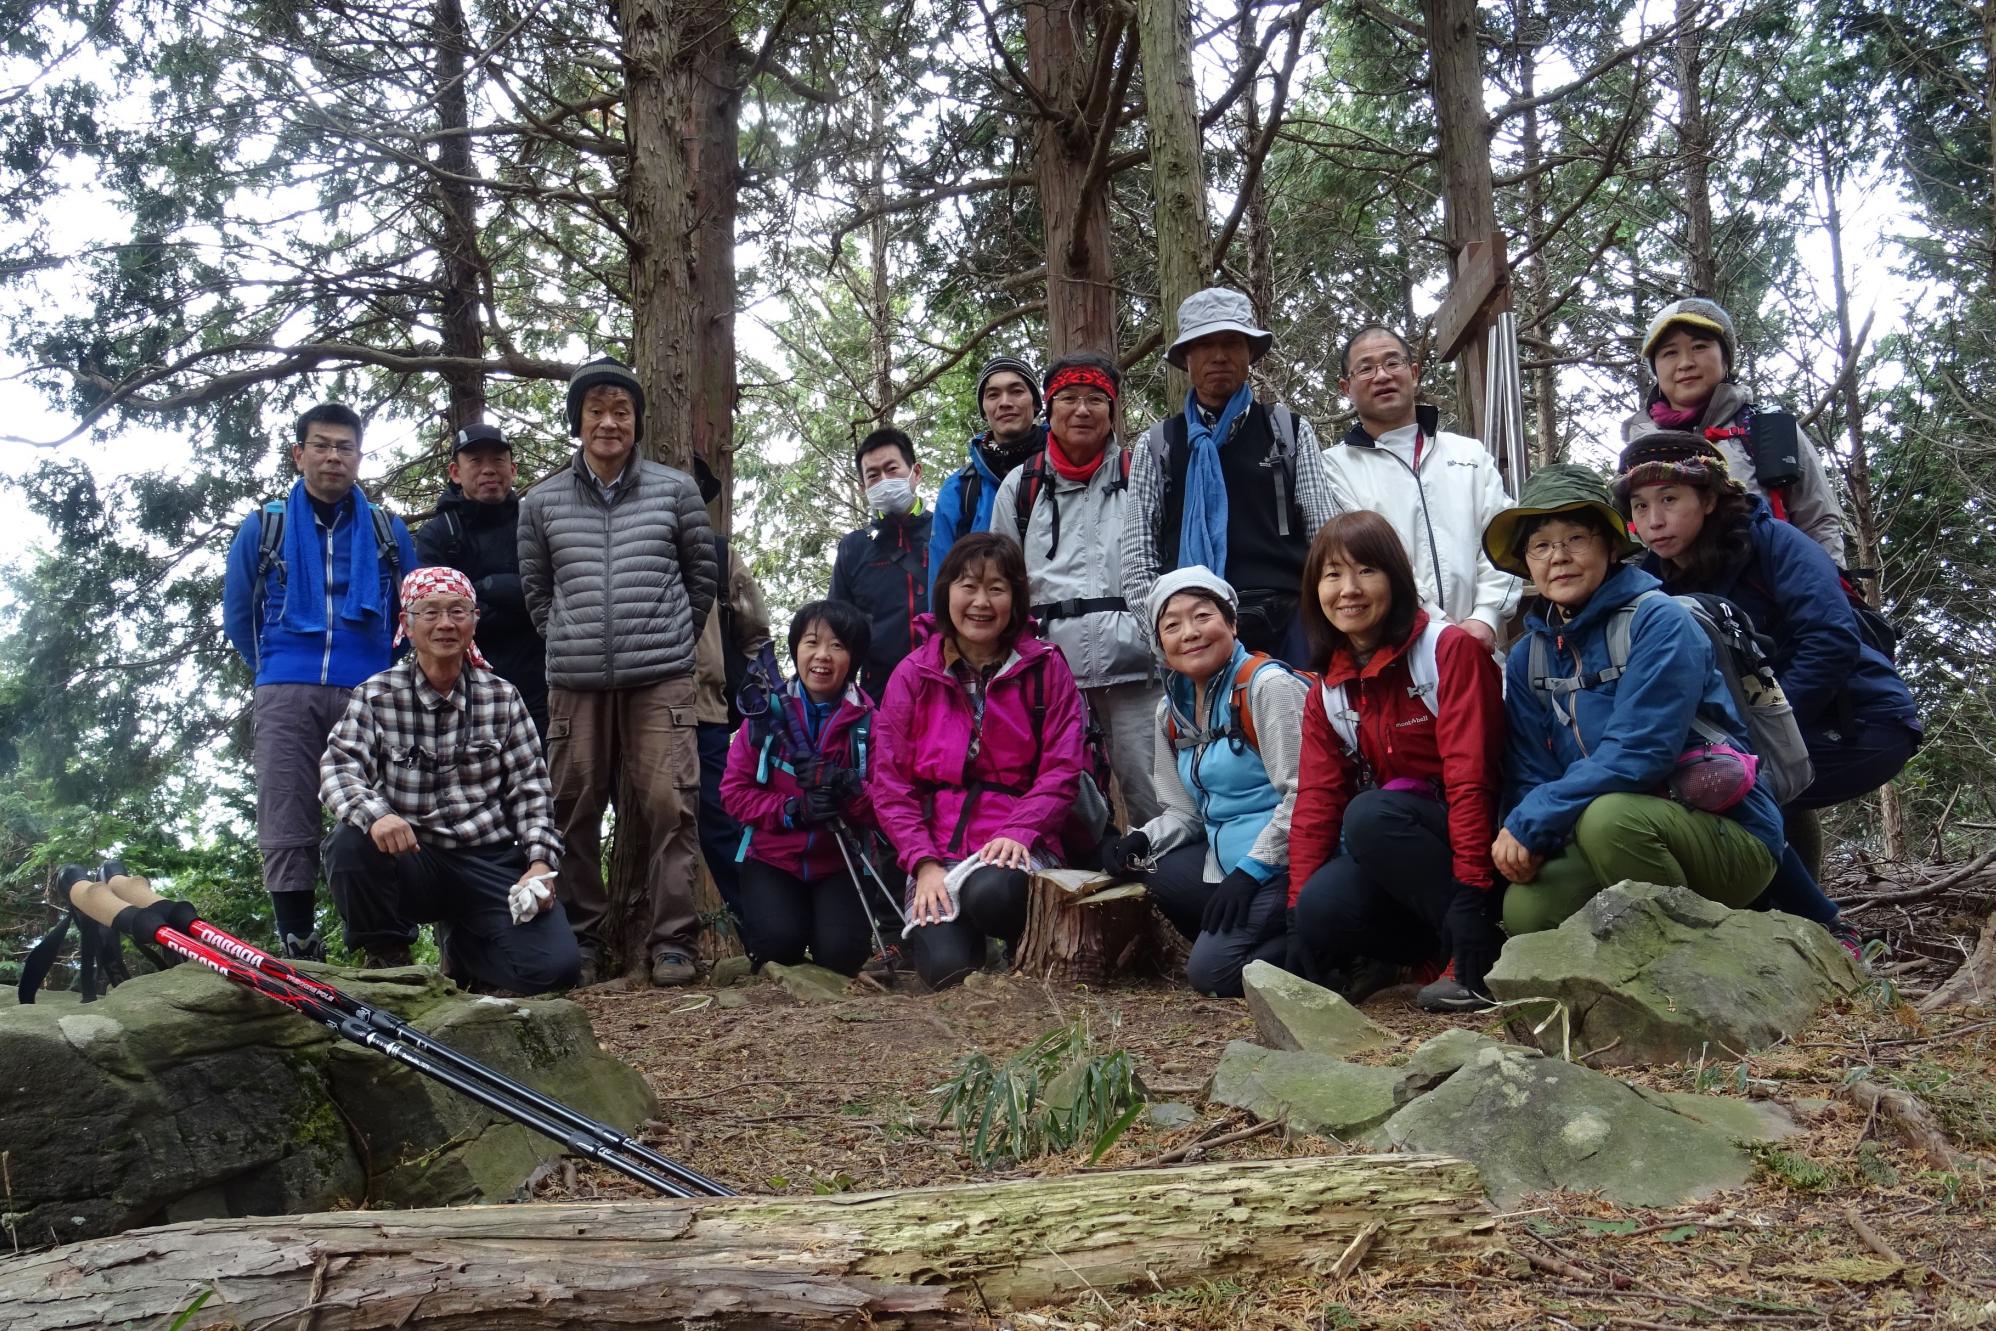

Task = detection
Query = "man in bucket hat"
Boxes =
[320,566,581,994]
[1120,288,1339,665]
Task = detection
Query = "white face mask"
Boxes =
[867,477,918,516]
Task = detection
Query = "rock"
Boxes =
[0,963,654,1242]
[712,988,749,1010]
[1485,881,1864,1066]
[1392,1029,1508,1106]
[1648,1091,1798,1143]
[1206,1040,1401,1140]
[1378,1043,1753,1208]
[1148,1101,1197,1129]
[709,955,752,988]
[764,962,853,1003]
[1240,960,1394,1057]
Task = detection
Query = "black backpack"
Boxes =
[1144,402,1306,541]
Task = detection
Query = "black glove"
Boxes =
[1200,867,1263,936]
[801,784,843,825]
[823,766,865,801]
[1098,829,1151,875]
[1444,882,1504,995]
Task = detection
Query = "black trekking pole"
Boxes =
[829,821,904,961]
[74,876,731,1199]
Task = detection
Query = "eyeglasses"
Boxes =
[1052,392,1113,410]
[302,441,358,458]
[1349,354,1410,380]
[1523,533,1601,563]
[409,605,476,624]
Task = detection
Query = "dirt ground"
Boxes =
[548,884,1996,1330]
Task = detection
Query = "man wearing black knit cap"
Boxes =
[927,354,1046,599]
[417,422,549,735]
[519,355,719,987]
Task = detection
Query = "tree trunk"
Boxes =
[867,86,895,426]
[1137,0,1209,377]
[1028,0,1122,356]
[0,1156,1498,1330]
[1238,3,1275,330]
[1013,871,1150,984]
[1421,0,1502,435]
[1514,7,1559,462]
[432,0,486,432]
[1674,0,1716,296]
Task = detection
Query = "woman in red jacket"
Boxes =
[1287,511,1507,1010]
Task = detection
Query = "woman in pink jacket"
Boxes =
[873,532,1086,988]
[720,600,880,976]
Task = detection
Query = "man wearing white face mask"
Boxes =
[830,427,933,699]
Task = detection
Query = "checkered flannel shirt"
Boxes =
[1118,403,1336,612]
[319,659,562,865]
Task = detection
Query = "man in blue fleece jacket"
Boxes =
[223,403,419,958]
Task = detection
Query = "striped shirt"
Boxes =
[320,659,561,865]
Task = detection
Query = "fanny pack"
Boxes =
[1666,744,1759,812]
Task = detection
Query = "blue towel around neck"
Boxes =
[275,481,386,635]
[1176,383,1254,578]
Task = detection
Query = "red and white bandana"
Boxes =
[1045,364,1118,402]
[396,566,490,667]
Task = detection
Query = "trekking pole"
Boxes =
[830,825,898,961]
[75,877,730,1199]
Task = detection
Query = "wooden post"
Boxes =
[1013,869,1150,984]
[1432,238,1512,443]
[0,1156,1498,1330]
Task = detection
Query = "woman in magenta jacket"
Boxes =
[872,532,1086,988]
[720,599,880,976]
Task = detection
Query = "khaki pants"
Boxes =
[546,675,701,959]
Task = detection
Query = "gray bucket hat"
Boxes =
[1166,288,1274,369]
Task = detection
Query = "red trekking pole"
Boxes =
[70,874,731,1200]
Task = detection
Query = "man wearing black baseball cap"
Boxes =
[415,422,549,734]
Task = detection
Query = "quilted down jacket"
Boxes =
[518,452,719,690]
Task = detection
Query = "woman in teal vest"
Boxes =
[1097,565,1309,995]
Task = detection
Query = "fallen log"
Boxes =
[2,1154,1495,1330]
[1918,907,1996,1012]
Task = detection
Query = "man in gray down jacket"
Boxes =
[519,356,719,987]
[988,351,1161,826]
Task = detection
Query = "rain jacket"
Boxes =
[1502,563,1784,861]
[927,425,1047,600]
[987,436,1155,689]
[830,507,931,700]
[720,682,875,881]
[1643,497,1918,742]
[871,616,1084,871]
[1289,611,1505,900]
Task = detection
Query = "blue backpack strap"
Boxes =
[251,499,289,635]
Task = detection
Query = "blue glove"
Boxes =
[1200,867,1262,936]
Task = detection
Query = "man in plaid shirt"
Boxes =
[320,566,580,993]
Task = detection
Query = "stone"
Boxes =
[1206,1040,1401,1140]
[1148,1101,1197,1129]
[1648,1091,1798,1142]
[712,988,749,1010]
[1392,1029,1508,1106]
[709,955,752,988]
[1240,959,1394,1057]
[1485,881,1864,1066]
[1378,1043,1753,1208]
[764,962,853,1004]
[0,962,654,1243]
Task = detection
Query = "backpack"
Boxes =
[1319,619,1446,757]
[1012,446,1133,537]
[1145,402,1305,541]
[253,498,404,636]
[1165,651,1315,755]
[1527,589,1814,806]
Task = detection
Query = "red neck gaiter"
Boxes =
[1649,400,1703,430]
[1045,430,1107,482]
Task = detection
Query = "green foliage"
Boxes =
[931,1020,1149,1169]
[1751,1142,1839,1192]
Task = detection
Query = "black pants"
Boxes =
[697,721,746,922]
[1759,718,1922,925]
[1145,843,1289,997]
[736,858,877,977]
[325,823,581,995]
[905,866,1029,991]
[1290,789,1502,987]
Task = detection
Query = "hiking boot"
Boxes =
[1416,976,1494,1012]
[282,931,327,963]
[1827,919,1870,971]
[1332,956,1401,1006]
[362,942,415,969]
[650,950,698,987]
[575,948,605,988]
[54,863,97,905]
[97,858,129,883]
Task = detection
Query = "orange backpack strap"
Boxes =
[1230,652,1276,752]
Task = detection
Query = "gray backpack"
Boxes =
[1527,589,1814,806]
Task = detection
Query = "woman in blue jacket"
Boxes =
[1616,432,1919,950]
[1481,466,1781,933]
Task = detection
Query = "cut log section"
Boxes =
[0,1154,1496,1330]
[1013,869,1152,984]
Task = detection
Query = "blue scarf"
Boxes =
[276,481,387,634]
[1176,384,1253,577]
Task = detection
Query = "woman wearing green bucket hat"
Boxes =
[1481,465,1781,934]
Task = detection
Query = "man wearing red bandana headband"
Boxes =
[318,565,580,994]
[988,351,1162,834]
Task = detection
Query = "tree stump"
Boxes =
[0,1155,1498,1330]
[1013,869,1151,985]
